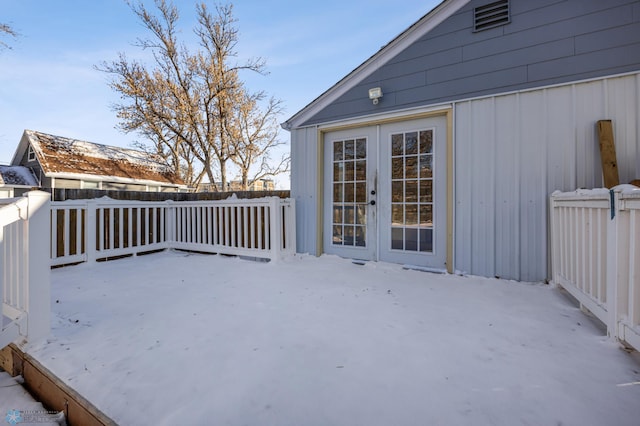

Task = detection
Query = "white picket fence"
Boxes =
[50,196,296,266]
[550,186,640,351]
[0,191,51,349]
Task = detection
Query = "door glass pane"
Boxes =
[406,132,418,155]
[405,180,418,203]
[356,138,367,159]
[391,227,404,250]
[333,183,343,202]
[389,129,435,253]
[345,206,355,224]
[355,160,366,181]
[392,204,403,225]
[391,181,403,202]
[333,206,343,223]
[419,229,433,252]
[419,155,432,178]
[332,137,368,247]
[356,205,367,225]
[334,141,344,161]
[355,182,366,203]
[333,225,343,244]
[345,140,355,160]
[345,183,355,203]
[405,157,418,179]
[334,162,344,181]
[344,226,354,245]
[392,158,403,179]
[391,134,403,156]
[420,130,433,154]
[355,226,366,247]
[405,204,418,225]
[419,180,432,202]
[405,228,418,251]
[344,161,354,181]
[420,205,433,226]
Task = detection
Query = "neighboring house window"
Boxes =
[27,145,36,162]
[82,180,99,189]
[474,0,510,32]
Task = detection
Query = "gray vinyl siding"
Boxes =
[302,0,640,126]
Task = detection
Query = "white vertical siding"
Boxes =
[494,95,521,280]
[455,73,640,282]
[290,126,320,255]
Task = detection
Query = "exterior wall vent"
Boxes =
[474,0,510,32]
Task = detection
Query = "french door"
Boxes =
[323,116,447,270]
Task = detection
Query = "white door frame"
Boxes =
[315,108,454,272]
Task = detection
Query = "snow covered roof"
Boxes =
[23,130,185,187]
[0,165,38,187]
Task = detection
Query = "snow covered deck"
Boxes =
[23,251,640,425]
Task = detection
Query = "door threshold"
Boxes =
[403,264,447,274]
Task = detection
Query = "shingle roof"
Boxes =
[0,165,39,187]
[25,130,184,186]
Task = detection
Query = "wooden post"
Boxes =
[597,120,620,188]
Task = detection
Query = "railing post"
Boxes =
[165,199,175,249]
[286,198,297,254]
[549,194,558,283]
[25,191,51,342]
[269,197,282,262]
[86,199,97,264]
[606,188,623,341]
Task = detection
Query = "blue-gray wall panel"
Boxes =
[527,43,640,83]
[575,23,640,54]
[301,0,640,127]
[374,48,462,83]
[462,9,636,61]
[504,1,634,35]
[429,38,574,84]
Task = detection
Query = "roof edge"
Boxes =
[46,172,188,189]
[281,0,469,131]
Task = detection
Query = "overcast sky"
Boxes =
[0,0,440,187]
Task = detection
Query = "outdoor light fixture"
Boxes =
[368,87,383,105]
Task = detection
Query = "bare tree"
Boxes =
[227,90,290,190]
[0,22,18,50]
[97,1,267,188]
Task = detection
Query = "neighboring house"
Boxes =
[11,130,187,192]
[0,165,39,198]
[198,179,276,192]
[283,0,640,282]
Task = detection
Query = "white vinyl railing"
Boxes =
[0,191,51,348]
[550,186,640,351]
[51,196,296,266]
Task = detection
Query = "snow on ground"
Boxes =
[25,251,640,426]
[0,373,59,425]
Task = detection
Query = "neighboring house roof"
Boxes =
[16,130,185,187]
[282,0,465,130]
[0,165,39,187]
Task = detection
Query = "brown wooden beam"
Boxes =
[597,120,620,188]
[0,344,116,426]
